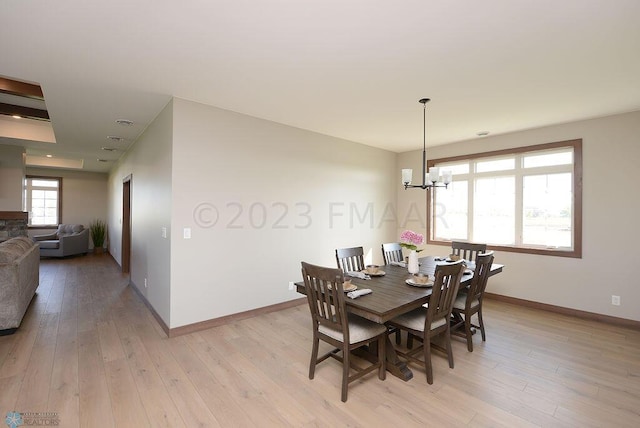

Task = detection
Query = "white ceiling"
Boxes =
[1,0,639,173]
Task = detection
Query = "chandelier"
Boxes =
[402,98,452,190]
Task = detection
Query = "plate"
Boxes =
[343,283,358,292]
[405,278,433,288]
[328,283,358,292]
[362,270,385,276]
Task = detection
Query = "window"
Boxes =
[24,176,62,227]
[428,139,582,258]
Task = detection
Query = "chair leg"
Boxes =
[465,315,473,352]
[478,308,486,342]
[309,336,319,379]
[395,329,401,345]
[424,337,433,384]
[407,333,414,349]
[445,329,455,369]
[378,336,386,380]
[341,346,349,402]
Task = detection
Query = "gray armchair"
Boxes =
[33,224,89,257]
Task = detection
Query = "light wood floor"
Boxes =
[1,255,639,427]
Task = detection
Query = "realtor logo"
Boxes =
[5,412,22,428]
[4,412,59,427]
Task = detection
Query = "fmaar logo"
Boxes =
[5,412,22,428]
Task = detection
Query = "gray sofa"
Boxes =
[33,224,89,257]
[0,237,40,334]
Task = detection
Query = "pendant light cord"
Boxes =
[420,98,430,186]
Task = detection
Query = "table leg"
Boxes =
[384,335,413,381]
[353,335,413,381]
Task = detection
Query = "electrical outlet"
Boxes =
[288,281,294,291]
[611,295,620,306]
[144,278,148,288]
[183,228,191,239]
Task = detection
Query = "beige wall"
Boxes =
[169,98,397,328]
[107,99,173,324]
[398,111,640,321]
[108,98,396,329]
[0,145,25,210]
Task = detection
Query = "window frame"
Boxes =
[24,175,63,229]
[427,139,582,258]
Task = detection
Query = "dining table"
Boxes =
[295,255,504,381]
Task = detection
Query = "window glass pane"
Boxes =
[474,176,515,244]
[32,217,47,226]
[438,163,469,175]
[523,173,572,247]
[523,151,572,168]
[44,207,58,217]
[32,189,45,199]
[476,158,515,173]
[32,179,58,188]
[434,180,468,240]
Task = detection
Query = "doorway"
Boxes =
[122,175,131,274]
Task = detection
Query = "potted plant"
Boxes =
[89,219,107,254]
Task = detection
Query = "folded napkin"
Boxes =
[347,288,373,299]
[390,261,406,267]
[347,271,370,280]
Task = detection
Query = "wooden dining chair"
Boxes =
[301,262,386,402]
[451,241,487,263]
[387,261,465,384]
[451,251,494,352]
[381,242,403,265]
[335,246,365,273]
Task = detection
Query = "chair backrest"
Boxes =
[335,247,365,273]
[451,241,487,263]
[381,242,403,265]
[301,262,349,341]
[57,224,85,237]
[466,251,494,306]
[425,261,465,330]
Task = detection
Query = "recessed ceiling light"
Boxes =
[46,154,53,158]
[101,147,117,152]
[477,131,490,137]
[115,119,134,126]
[107,135,125,142]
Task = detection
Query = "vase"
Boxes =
[407,250,419,274]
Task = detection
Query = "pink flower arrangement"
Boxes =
[399,230,424,252]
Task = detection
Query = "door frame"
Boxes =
[122,174,132,274]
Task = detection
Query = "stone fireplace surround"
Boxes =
[0,211,29,242]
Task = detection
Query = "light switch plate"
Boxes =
[183,228,191,239]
